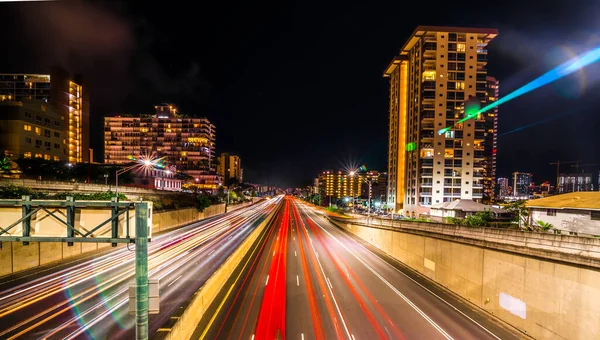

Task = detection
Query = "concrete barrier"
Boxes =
[331,218,600,340]
[340,216,600,269]
[158,201,279,340]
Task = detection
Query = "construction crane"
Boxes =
[569,162,598,174]
[549,160,579,194]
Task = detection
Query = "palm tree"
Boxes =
[536,220,554,232]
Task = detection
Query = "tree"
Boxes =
[196,195,212,212]
[465,210,493,227]
[503,200,529,228]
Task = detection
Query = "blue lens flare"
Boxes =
[438,46,600,135]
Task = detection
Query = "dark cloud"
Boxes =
[8,0,204,111]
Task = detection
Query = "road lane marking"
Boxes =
[326,277,333,289]
[297,275,299,286]
[301,333,304,340]
[251,335,255,340]
[304,227,352,340]
[351,334,356,340]
[167,275,182,287]
[273,251,275,256]
[293,236,295,241]
[295,250,297,257]
[314,215,502,340]
[265,275,269,286]
[314,220,454,340]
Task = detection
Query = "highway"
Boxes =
[197,196,520,340]
[0,197,281,339]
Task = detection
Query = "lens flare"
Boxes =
[438,45,600,135]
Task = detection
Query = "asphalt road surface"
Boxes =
[196,196,521,340]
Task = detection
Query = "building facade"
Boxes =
[384,26,498,215]
[317,170,362,206]
[0,68,90,163]
[133,166,182,191]
[104,104,216,178]
[527,192,600,236]
[558,173,593,193]
[497,177,511,199]
[217,153,242,184]
[483,76,499,202]
[0,101,67,161]
[512,172,532,196]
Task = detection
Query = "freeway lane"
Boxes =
[0,197,281,339]
[198,196,521,339]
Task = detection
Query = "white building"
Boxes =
[526,192,600,236]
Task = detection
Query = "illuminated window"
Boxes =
[24,152,32,158]
[34,153,42,158]
[457,43,466,52]
[456,81,465,90]
[24,124,32,131]
[422,70,436,81]
[420,148,434,158]
[53,156,60,161]
[35,127,41,135]
[444,149,455,158]
[43,154,51,160]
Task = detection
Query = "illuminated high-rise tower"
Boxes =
[384,26,498,216]
[483,76,499,202]
[0,67,90,163]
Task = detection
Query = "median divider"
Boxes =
[156,202,280,340]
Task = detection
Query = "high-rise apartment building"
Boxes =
[558,173,593,193]
[512,172,532,196]
[483,77,499,202]
[0,68,90,163]
[497,177,511,199]
[217,153,242,184]
[104,104,216,177]
[384,26,498,215]
[317,170,362,206]
[0,73,51,102]
[0,100,67,161]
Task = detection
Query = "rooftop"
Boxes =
[525,192,600,210]
[399,25,498,55]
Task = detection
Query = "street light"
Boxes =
[115,159,158,201]
[104,173,109,185]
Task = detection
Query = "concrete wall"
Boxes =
[0,202,240,277]
[334,219,600,340]
[531,208,600,236]
[0,178,181,200]
[346,216,600,269]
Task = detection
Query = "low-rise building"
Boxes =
[526,192,600,236]
[132,166,182,191]
[430,199,508,221]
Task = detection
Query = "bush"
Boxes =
[196,195,211,212]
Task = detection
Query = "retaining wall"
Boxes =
[332,218,600,340]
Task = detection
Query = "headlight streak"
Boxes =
[0,198,278,339]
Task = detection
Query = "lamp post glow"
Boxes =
[115,156,160,201]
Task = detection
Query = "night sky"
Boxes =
[1,0,599,188]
